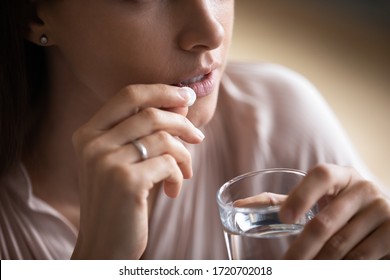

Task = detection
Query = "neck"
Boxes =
[23,48,105,229]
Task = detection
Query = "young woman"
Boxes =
[1,0,389,259]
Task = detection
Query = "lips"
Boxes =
[173,70,217,98]
[179,74,206,86]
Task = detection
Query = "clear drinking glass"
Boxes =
[216,168,318,260]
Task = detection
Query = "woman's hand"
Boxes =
[280,163,390,259]
[70,84,203,259]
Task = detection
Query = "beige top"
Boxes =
[0,62,374,259]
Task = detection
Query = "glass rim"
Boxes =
[216,168,306,211]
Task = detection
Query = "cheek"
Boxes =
[54,31,169,98]
[50,16,169,95]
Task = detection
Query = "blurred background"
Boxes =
[228,0,390,187]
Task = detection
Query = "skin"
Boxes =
[27,0,234,259]
[24,0,390,259]
[280,164,390,260]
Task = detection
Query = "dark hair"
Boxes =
[0,0,48,176]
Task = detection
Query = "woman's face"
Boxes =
[39,0,235,127]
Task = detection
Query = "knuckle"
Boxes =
[110,167,150,202]
[124,170,144,190]
[309,164,333,184]
[98,152,117,168]
[119,86,138,103]
[162,153,175,164]
[161,154,177,169]
[345,166,359,177]
[306,213,333,236]
[156,130,171,143]
[110,163,130,182]
[82,136,106,161]
[156,84,170,95]
[110,164,149,191]
[141,107,160,122]
[156,132,189,157]
[354,180,381,200]
[322,234,348,257]
[374,199,390,217]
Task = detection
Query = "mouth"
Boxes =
[178,74,208,86]
[173,70,217,98]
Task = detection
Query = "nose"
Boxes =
[176,1,226,52]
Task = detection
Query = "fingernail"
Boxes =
[194,127,205,140]
[178,87,196,107]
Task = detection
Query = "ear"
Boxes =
[25,3,55,46]
[26,23,50,46]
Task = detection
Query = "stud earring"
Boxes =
[40,34,48,45]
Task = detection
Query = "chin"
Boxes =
[187,93,218,128]
[187,110,212,128]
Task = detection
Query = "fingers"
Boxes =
[87,84,196,131]
[72,84,198,259]
[233,192,287,208]
[102,107,205,146]
[108,131,193,179]
[73,84,200,154]
[318,198,390,260]
[344,220,390,260]
[279,164,362,224]
[132,154,184,198]
[72,83,202,180]
[280,164,390,260]
[284,179,378,259]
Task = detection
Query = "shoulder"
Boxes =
[216,62,369,173]
[224,61,304,83]
[220,61,333,131]
[222,61,323,107]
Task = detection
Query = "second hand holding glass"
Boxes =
[217,168,318,260]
